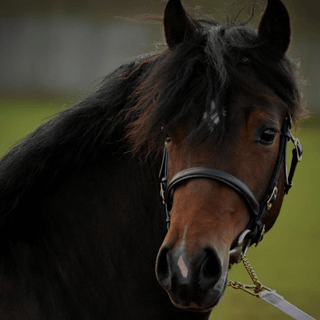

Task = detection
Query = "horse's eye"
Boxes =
[260,129,276,145]
[165,136,172,143]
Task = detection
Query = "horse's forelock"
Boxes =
[126,15,306,156]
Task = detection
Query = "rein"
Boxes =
[159,114,303,263]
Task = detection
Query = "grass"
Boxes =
[0,96,319,319]
[0,95,77,156]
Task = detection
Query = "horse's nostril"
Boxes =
[156,247,171,288]
[156,245,223,296]
[199,248,222,291]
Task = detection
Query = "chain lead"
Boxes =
[228,254,272,297]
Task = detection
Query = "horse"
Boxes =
[0,0,307,319]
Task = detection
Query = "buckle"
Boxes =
[160,178,167,204]
[255,224,266,247]
[292,137,303,162]
[266,186,278,210]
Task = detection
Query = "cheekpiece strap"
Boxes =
[285,132,303,194]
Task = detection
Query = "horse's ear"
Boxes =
[164,0,199,50]
[258,0,291,56]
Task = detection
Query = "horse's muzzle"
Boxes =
[156,245,227,311]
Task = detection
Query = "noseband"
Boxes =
[159,115,303,264]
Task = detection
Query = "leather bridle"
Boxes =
[159,114,303,264]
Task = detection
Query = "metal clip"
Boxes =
[229,229,252,265]
[160,178,167,204]
[228,282,271,297]
[228,254,271,297]
[292,137,303,162]
[255,224,265,247]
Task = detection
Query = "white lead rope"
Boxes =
[228,255,316,320]
[259,290,316,320]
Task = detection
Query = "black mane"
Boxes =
[0,55,153,233]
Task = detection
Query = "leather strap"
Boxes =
[285,133,303,194]
[166,167,260,215]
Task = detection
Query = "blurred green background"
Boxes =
[1,0,319,319]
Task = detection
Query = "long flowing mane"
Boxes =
[0,56,152,240]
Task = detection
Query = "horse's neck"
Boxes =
[0,154,173,318]
[41,153,166,251]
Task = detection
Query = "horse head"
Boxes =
[145,0,303,312]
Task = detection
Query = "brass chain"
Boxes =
[227,254,272,297]
[242,254,261,287]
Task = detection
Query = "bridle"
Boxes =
[159,114,303,264]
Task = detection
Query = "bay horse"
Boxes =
[0,0,306,319]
